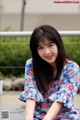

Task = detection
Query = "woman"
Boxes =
[19,25,80,120]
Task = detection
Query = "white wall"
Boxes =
[0,0,80,31]
[0,14,80,31]
[0,0,80,14]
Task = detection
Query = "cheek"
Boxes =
[38,50,43,57]
[56,49,58,57]
[56,48,58,55]
[54,47,58,56]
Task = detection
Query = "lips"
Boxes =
[45,55,53,60]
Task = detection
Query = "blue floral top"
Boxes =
[19,58,80,120]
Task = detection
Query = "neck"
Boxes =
[50,62,57,78]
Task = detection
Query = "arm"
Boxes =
[43,62,80,120]
[25,98,36,120]
[19,59,44,119]
[43,102,62,120]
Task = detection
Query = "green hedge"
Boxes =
[63,37,80,66]
[0,37,31,77]
[0,36,80,77]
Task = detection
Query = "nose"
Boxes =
[44,48,50,54]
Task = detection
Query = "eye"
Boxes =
[37,46,43,50]
[48,43,54,47]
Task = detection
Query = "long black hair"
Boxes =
[30,25,68,93]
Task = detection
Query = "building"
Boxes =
[0,0,80,31]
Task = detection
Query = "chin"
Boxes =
[47,61,55,64]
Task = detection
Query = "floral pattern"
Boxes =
[19,58,80,120]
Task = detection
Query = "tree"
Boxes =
[20,0,27,31]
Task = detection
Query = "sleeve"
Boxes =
[49,62,80,109]
[19,58,44,102]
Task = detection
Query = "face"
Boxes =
[37,38,58,66]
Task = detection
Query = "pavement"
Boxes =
[0,91,80,120]
[0,91,25,120]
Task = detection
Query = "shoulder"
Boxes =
[25,58,33,66]
[25,58,34,76]
[64,60,79,71]
[62,60,80,77]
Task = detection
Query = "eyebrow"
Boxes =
[38,41,53,46]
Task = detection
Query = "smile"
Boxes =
[45,55,53,60]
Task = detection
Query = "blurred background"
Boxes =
[0,0,80,31]
[0,0,80,84]
[0,1,80,119]
[0,0,80,91]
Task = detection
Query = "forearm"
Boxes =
[25,98,36,120]
[43,102,62,120]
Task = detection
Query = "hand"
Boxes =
[43,118,50,120]
[43,117,51,120]
[43,119,51,120]
[25,117,33,120]
[25,119,33,120]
